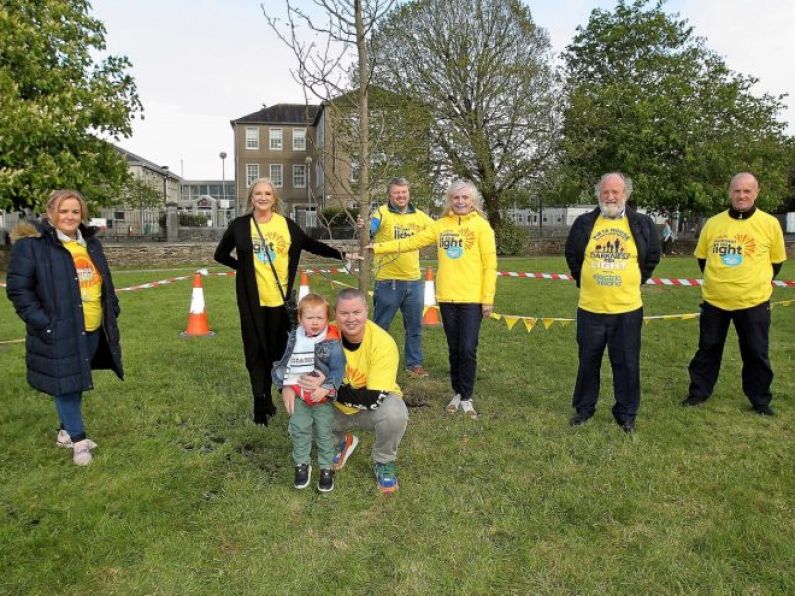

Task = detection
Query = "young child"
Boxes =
[272,293,345,492]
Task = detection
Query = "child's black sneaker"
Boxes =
[318,469,335,493]
[294,463,311,489]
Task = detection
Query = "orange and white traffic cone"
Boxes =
[180,272,215,337]
[422,266,441,327]
[297,269,310,302]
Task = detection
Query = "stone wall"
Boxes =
[0,245,9,273]
[101,240,357,269]
[527,238,566,256]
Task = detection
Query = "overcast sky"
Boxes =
[90,0,795,181]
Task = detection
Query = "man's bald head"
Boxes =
[729,172,759,212]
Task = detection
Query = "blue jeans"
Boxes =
[373,279,424,368]
[439,303,483,400]
[54,330,100,442]
[573,307,643,422]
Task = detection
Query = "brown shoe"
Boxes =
[406,365,429,378]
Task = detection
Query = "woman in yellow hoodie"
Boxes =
[370,180,497,419]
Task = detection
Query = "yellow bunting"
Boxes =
[523,318,536,332]
[504,316,519,330]
[542,318,554,329]
[681,314,698,320]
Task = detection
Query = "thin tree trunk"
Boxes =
[355,0,371,291]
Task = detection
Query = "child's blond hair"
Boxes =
[298,293,330,320]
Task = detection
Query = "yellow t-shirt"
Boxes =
[371,205,434,281]
[63,241,103,331]
[250,215,290,307]
[373,211,497,304]
[695,210,786,310]
[335,320,402,415]
[578,215,643,314]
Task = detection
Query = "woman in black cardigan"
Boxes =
[215,178,346,425]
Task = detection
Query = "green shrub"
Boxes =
[158,212,210,228]
[495,218,528,255]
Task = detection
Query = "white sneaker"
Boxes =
[445,394,461,413]
[460,399,478,419]
[56,430,97,450]
[56,429,73,448]
[73,439,93,466]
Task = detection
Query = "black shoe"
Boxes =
[254,395,277,426]
[752,405,775,416]
[618,419,635,433]
[569,411,593,427]
[681,395,708,407]
[318,469,335,492]
[294,464,312,489]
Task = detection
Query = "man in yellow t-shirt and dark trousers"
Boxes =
[364,177,434,378]
[565,173,661,433]
[297,288,409,493]
[684,172,787,416]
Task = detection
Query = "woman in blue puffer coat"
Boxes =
[6,190,123,466]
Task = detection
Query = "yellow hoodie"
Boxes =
[373,210,497,304]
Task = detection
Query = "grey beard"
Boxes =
[599,204,625,219]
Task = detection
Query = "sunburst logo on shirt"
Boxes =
[73,255,101,290]
[344,365,367,388]
[459,228,476,249]
[734,233,756,257]
[264,231,288,255]
[253,231,289,262]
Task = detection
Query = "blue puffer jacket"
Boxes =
[6,220,124,396]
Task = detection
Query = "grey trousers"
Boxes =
[332,394,408,464]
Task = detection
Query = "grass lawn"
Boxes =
[1,256,793,594]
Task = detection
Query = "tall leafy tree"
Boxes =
[370,0,561,229]
[560,0,791,214]
[0,0,141,212]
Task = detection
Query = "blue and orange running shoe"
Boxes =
[375,461,399,494]
[332,434,359,471]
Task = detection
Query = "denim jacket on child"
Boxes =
[271,323,345,402]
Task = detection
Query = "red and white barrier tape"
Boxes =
[495,271,794,288]
[4,269,792,291]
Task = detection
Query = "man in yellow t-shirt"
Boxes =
[564,172,661,433]
[298,288,408,494]
[684,172,787,416]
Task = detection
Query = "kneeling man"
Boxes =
[301,288,409,493]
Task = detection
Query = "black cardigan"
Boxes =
[214,213,345,359]
[564,207,661,287]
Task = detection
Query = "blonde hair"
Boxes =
[298,293,330,320]
[246,178,283,214]
[442,179,486,217]
[46,189,88,223]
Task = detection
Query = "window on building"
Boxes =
[270,164,283,187]
[293,128,306,151]
[245,127,259,149]
[293,164,306,188]
[270,128,283,150]
[246,164,260,187]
